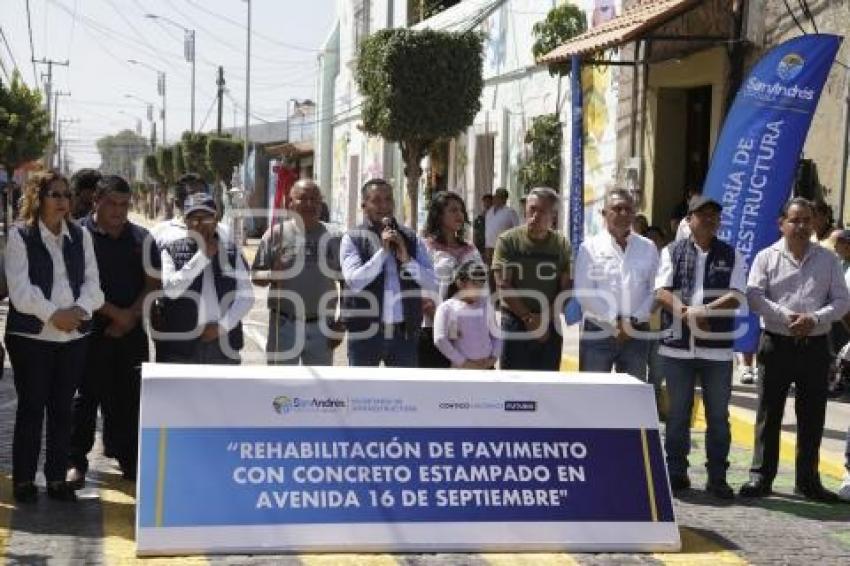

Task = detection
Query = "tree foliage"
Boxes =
[95,129,149,178]
[156,146,175,186]
[181,131,212,181]
[144,154,162,183]
[0,71,51,177]
[518,114,562,192]
[206,136,244,189]
[532,3,587,77]
[355,28,483,228]
[172,143,186,177]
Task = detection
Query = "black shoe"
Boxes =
[706,479,735,500]
[13,482,38,504]
[669,474,691,492]
[794,482,840,503]
[65,467,86,490]
[739,478,772,498]
[46,481,78,502]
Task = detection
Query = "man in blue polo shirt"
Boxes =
[67,175,158,486]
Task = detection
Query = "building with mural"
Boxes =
[315,0,599,229]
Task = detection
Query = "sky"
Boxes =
[0,0,337,169]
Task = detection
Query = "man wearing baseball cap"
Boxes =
[156,193,254,364]
[655,196,747,499]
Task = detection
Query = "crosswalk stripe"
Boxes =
[99,473,209,565]
[481,553,579,565]
[653,527,749,565]
[0,475,13,559]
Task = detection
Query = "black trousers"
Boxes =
[69,326,149,476]
[750,332,830,484]
[5,334,89,485]
[417,327,450,369]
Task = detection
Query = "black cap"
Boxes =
[688,195,722,214]
[183,193,217,216]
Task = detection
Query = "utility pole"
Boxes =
[217,66,225,135]
[33,58,69,167]
[52,91,71,168]
[57,118,77,174]
[243,0,251,189]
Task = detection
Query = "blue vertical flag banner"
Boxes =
[565,55,584,325]
[703,34,842,352]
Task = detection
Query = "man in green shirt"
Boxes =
[493,187,571,371]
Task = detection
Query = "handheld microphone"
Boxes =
[382,216,399,231]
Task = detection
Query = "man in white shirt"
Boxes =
[157,193,254,364]
[340,179,437,366]
[575,188,659,380]
[484,188,520,263]
[655,196,747,499]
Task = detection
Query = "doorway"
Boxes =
[652,85,712,228]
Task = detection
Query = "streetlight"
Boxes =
[126,94,158,151]
[127,59,166,145]
[145,13,196,133]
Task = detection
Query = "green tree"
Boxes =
[156,146,175,186]
[0,71,51,180]
[95,129,149,179]
[206,136,244,213]
[532,3,587,78]
[518,113,562,192]
[181,131,212,181]
[143,153,162,183]
[355,28,483,229]
[172,143,186,177]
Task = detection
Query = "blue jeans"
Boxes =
[579,321,650,381]
[661,355,732,480]
[347,325,418,367]
[266,314,333,366]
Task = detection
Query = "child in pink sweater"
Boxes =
[433,261,501,369]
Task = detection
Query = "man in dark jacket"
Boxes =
[68,175,157,485]
[339,179,436,366]
[655,196,746,499]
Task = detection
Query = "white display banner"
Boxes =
[136,364,679,555]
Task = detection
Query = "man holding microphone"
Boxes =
[340,179,436,366]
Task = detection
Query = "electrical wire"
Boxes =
[182,0,319,53]
[198,92,218,131]
[798,0,818,34]
[26,0,38,84]
[0,26,20,73]
[781,0,807,35]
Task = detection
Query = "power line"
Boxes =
[198,92,218,131]
[26,0,38,84]
[183,0,318,54]
[781,0,807,35]
[798,0,818,34]
[0,26,20,75]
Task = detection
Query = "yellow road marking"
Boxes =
[640,428,659,521]
[155,427,167,528]
[481,554,579,565]
[0,474,14,559]
[100,473,207,565]
[654,527,749,564]
[299,555,399,565]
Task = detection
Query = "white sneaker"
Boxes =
[838,473,850,502]
[740,367,756,385]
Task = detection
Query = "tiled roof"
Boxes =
[539,0,703,63]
